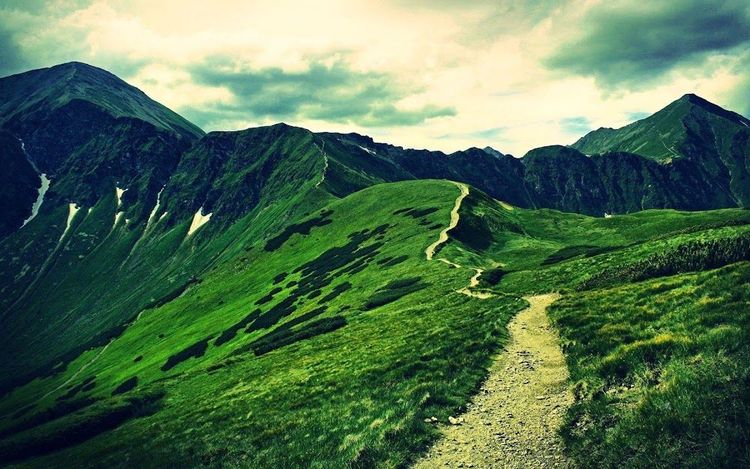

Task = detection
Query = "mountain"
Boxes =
[1,177,748,466]
[572,93,750,207]
[0,62,205,237]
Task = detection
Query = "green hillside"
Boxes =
[0,180,527,466]
[2,179,749,466]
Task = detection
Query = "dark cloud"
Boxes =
[559,116,591,135]
[186,57,455,128]
[727,54,750,116]
[0,25,28,77]
[545,0,750,87]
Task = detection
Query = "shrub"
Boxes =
[161,337,212,371]
[479,268,506,286]
[214,309,262,346]
[393,207,438,218]
[318,282,352,303]
[250,316,347,356]
[580,233,750,290]
[264,209,333,251]
[57,376,96,401]
[363,277,428,310]
[541,245,621,266]
[111,377,138,396]
[0,397,98,439]
[0,391,164,464]
[381,255,408,267]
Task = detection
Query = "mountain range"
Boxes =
[0,62,748,467]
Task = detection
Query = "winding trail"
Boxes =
[457,268,493,299]
[426,182,469,261]
[426,182,493,298]
[414,293,572,468]
[314,142,329,188]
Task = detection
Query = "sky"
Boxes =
[1,0,749,156]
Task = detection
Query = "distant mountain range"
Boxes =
[2,63,749,243]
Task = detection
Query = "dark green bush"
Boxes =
[214,309,262,346]
[264,210,333,251]
[161,337,212,371]
[0,391,164,464]
[111,377,138,396]
[318,282,352,303]
[580,233,750,290]
[250,316,347,356]
[363,278,427,310]
[541,245,621,266]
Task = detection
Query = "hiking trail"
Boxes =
[425,182,469,261]
[414,293,572,468]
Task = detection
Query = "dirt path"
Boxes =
[426,182,469,261]
[314,142,328,188]
[414,293,572,468]
[457,268,494,299]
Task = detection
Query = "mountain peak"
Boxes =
[0,61,204,140]
[673,93,750,126]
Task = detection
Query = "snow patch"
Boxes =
[22,174,50,227]
[60,203,80,241]
[159,211,168,221]
[357,145,377,156]
[113,211,124,229]
[115,186,125,208]
[604,212,613,218]
[146,186,165,227]
[187,208,212,236]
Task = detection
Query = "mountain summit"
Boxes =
[572,93,750,206]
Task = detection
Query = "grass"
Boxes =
[435,189,750,468]
[0,180,526,467]
[3,178,750,467]
[547,263,750,468]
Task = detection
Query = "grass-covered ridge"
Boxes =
[2,176,750,467]
[0,180,526,466]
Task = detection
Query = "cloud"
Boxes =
[0,24,27,77]
[545,0,750,88]
[186,57,455,129]
[559,116,592,135]
[438,126,506,140]
[1,0,750,155]
[626,111,650,121]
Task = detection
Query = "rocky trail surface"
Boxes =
[414,293,572,468]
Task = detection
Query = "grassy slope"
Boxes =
[0,180,525,467]
[0,125,338,391]
[549,264,750,468]
[437,191,750,468]
[2,179,749,467]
